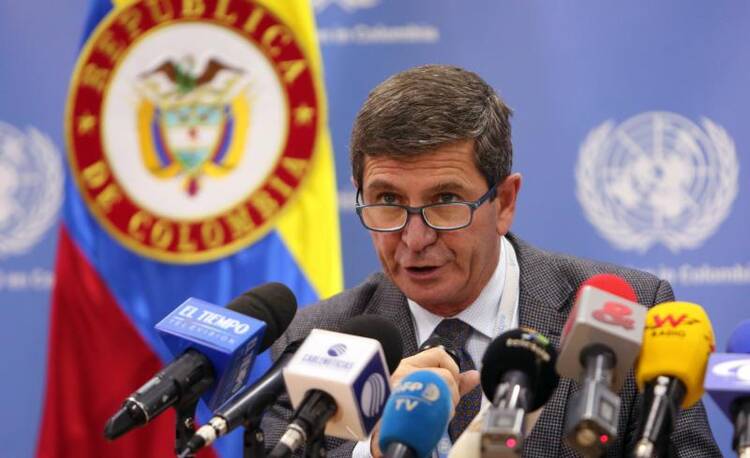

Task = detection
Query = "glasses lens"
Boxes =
[424,203,471,229]
[360,206,407,230]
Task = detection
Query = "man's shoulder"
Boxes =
[511,234,673,305]
[271,272,404,355]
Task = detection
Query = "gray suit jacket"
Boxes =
[261,234,721,457]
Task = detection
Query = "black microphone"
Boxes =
[419,334,462,369]
[182,338,305,454]
[104,283,297,440]
[269,315,403,457]
[479,328,559,456]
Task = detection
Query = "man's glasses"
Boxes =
[355,183,498,232]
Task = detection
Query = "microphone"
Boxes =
[378,370,453,458]
[727,320,750,353]
[556,274,647,456]
[419,334,462,369]
[104,283,297,440]
[479,328,559,456]
[184,322,447,455]
[633,301,715,458]
[180,339,305,455]
[270,315,403,457]
[704,321,750,457]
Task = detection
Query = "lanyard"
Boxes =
[496,236,520,335]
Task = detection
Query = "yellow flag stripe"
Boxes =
[261,0,343,299]
[106,0,343,298]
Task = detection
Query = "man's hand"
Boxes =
[370,348,480,457]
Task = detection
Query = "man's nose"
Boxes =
[401,212,437,251]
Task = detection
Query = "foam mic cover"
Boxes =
[576,273,637,303]
[727,320,750,354]
[481,328,559,411]
[557,273,647,391]
[227,282,298,351]
[339,315,403,373]
[636,301,715,408]
[379,370,452,458]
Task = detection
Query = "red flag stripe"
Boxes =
[36,226,218,458]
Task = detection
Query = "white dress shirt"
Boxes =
[352,236,520,457]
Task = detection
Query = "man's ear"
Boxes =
[495,173,522,236]
[350,176,359,190]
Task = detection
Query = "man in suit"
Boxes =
[262,65,720,457]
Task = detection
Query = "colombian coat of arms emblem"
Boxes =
[67,0,321,263]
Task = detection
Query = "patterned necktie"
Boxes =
[431,318,482,441]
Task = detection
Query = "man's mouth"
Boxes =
[404,265,441,277]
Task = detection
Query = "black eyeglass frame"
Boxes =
[354,182,498,232]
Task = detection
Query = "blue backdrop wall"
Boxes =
[1,1,748,456]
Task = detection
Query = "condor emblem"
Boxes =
[67,0,320,263]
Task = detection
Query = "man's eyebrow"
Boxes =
[362,181,470,194]
[362,179,398,192]
[428,182,469,193]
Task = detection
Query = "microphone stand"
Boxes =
[305,432,326,458]
[243,416,267,458]
[174,397,199,458]
[174,372,214,458]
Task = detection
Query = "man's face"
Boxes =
[360,140,520,316]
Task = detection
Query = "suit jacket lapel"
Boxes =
[508,233,580,457]
[364,273,420,357]
[509,233,573,340]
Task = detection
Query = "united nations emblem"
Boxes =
[576,112,738,253]
[67,0,321,263]
[0,122,63,258]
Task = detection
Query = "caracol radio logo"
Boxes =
[576,112,738,253]
[0,122,63,258]
[67,0,320,263]
[360,373,387,417]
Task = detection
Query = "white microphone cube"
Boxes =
[282,329,391,440]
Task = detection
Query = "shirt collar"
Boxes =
[407,236,508,346]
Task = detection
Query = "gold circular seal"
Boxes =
[67,0,320,263]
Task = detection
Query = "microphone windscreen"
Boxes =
[481,328,559,411]
[379,370,452,458]
[727,320,750,353]
[578,273,637,302]
[340,315,403,372]
[636,301,715,408]
[228,282,297,351]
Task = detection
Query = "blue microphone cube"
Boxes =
[705,353,750,418]
[155,297,266,410]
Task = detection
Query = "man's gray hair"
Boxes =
[350,64,513,189]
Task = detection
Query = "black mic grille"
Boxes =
[340,315,403,372]
[227,282,297,351]
[481,328,559,411]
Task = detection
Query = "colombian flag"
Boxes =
[37,0,342,457]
